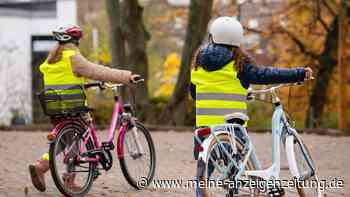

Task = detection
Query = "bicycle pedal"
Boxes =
[268,186,285,197]
[102,141,115,150]
[93,170,101,180]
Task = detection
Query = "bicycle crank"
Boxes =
[99,149,113,171]
[268,185,285,197]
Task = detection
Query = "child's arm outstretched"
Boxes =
[70,51,138,84]
[238,63,313,88]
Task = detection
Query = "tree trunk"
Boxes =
[306,7,350,128]
[160,0,214,125]
[122,0,150,110]
[105,0,126,68]
[105,0,128,99]
[338,0,349,133]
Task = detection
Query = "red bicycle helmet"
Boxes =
[53,25,83,42]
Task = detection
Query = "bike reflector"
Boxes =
[195,145,204,152]
[47,132,56,141]
[197,127,211,137]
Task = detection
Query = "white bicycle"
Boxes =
[195,83,321,197]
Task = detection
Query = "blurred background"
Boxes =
[0,0,349,133]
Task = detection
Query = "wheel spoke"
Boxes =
[201,135,262,197]
[119,123,155,189]
[50,127,95,196]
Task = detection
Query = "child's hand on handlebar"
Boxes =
[304,67,314,81]
[129,74,143,84]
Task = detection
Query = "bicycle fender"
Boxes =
[197,130,230,163]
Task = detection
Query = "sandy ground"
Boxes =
[0,131,349,197]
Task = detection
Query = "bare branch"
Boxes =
[244,23,319,60]
[322,0,336,16]
[317,16,330,31]
[277,27,319,59]
[243,26,264,34]
[316,0,330,31]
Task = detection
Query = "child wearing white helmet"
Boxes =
[191,16,313,197]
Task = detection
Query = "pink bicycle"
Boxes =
[38,80,156,197]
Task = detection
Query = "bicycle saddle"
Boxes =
[224,112,249,125]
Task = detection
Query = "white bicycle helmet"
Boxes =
[209,16,244,47]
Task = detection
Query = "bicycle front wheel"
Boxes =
[119,122,156,190]
[286,134,321,197]
[49,124,95,197]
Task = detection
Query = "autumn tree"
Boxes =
[105,0,126,68]
[160,0,214,125]
[337,0,349,132]
[122,0,151,107]
[246,0,350,128]
[106,0,150,110]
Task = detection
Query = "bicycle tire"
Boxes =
[286,134,321,197]
[49,124,96,197]
[198,134,261,197]
[119,122,156,190]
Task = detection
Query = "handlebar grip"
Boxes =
[134,76,142,81]
[131,77,144,84]
[246,92,255,101]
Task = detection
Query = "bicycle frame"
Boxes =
[197,84,311,182]
[243,104,288,180]
[48,89,134,165]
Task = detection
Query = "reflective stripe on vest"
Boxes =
[39,50,86,106]
[196,93,246,101]
[191,60,248,126]
[44,84,82,90]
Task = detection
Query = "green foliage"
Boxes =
[86,90,114,126]
[147,49,164,96]
[320,109,350,129]
[185,99,195,126]
[248,102,273,129]
[143,96,169,124]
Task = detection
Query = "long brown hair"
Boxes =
[47,43,64,64]
[191,44,256,73]
[231,47,256,72]
[47,43,78,64]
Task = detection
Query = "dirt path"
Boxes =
[0,131,348,197]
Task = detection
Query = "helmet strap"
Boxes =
[71,39,80,46]
[57,38,79,46]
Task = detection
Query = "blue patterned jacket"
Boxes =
[190,43,305,99]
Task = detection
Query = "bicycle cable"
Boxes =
[252,87,295,125]
[128,84,138,117]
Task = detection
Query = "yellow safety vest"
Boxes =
[39,50,86,112]
[191,61,247,126]
[40,50,85,87]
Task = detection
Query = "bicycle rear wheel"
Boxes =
[49,124,95,197]
[286,134,321,197]
[198,134,262,197]
[119,122,156,189]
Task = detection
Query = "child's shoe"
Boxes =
[63,173,82,192]
[28,159,50,192]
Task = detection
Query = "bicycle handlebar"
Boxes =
[84,78,144,90]
[247,82,303,103]
[248,82,303,95]
[84,81,105,89]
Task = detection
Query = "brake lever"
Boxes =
[247,87,255,101]
[98,81,106,90]
[132,78,145,84]
[246,93,255,101]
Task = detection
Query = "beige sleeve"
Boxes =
[71,52,132,84]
